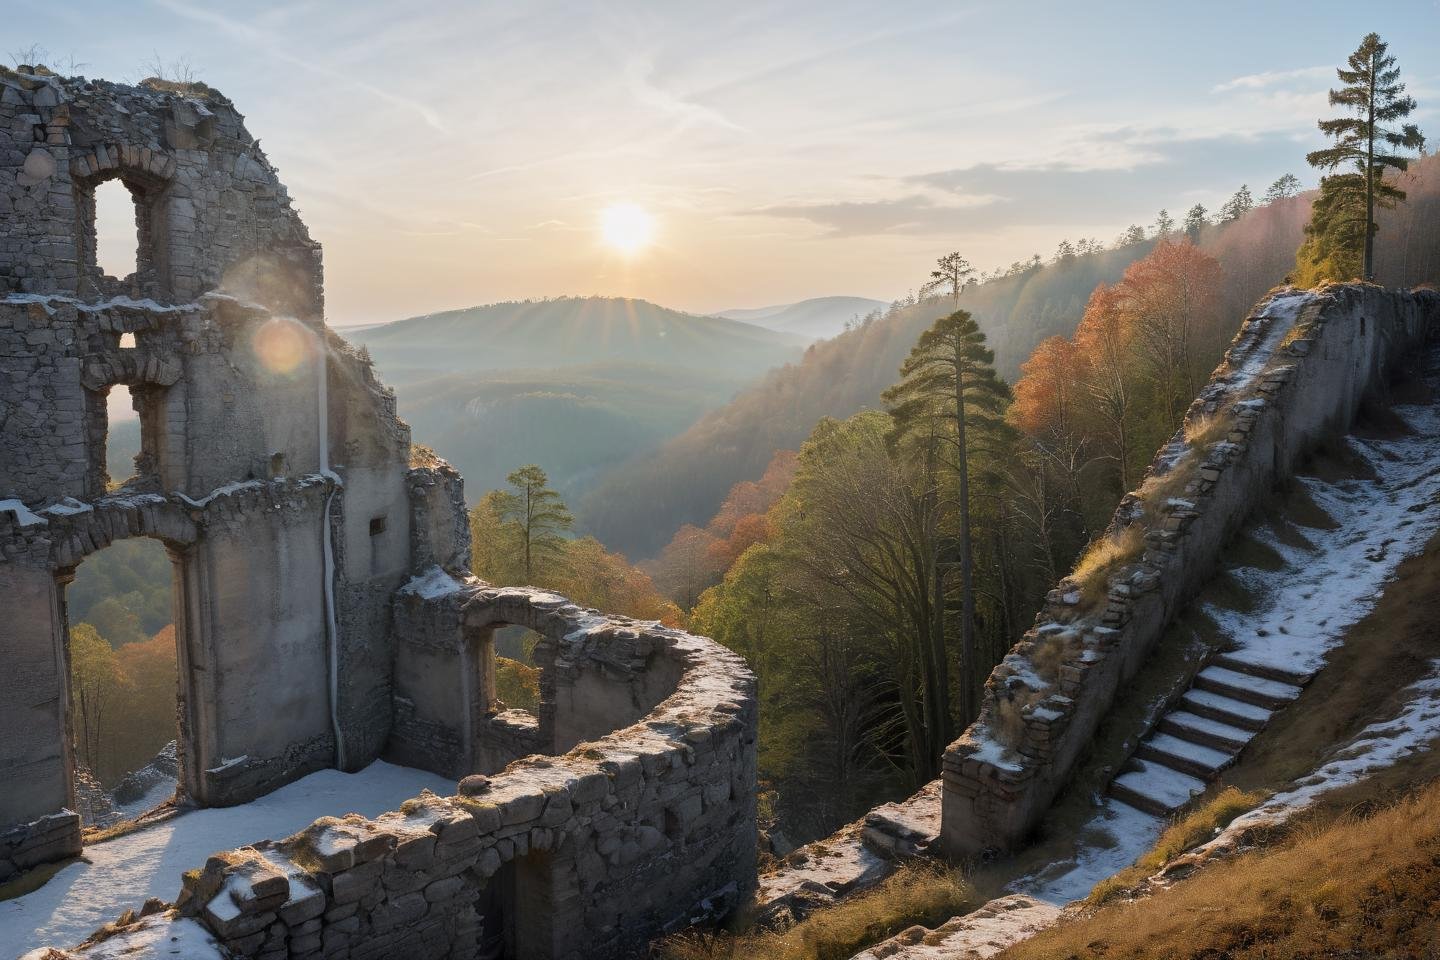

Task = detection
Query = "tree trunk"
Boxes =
[952,338,977,726]
[1364,51,1377,280]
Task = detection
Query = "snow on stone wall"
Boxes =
[941,284,1440,857]
[35,585,757,960]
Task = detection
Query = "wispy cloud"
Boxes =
[746,193,1002,238]
[150,0,449,133]
[1212,65,1332,93]
[624,57,746,134]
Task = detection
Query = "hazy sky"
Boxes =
[15,1,1440,325]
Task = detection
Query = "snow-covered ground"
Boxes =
[1011,346,1440,905]
[0,761,453,958]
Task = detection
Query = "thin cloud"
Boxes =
[150,0,448,133]
[624,57,746,134]
[1213,65,1332,93]
[746,193,1003,238]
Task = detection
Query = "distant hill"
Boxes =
[387,361,746,501]
[351,296,806,384]
[717,296,890,340]
[334,296,809,508]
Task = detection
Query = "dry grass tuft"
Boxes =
[1087,786,1267,905]
[1071,525,1146,609]
[993,691,1043,750]
[1182,411,1233,449]
[659,863,973,960]
[1001,780,1440,959]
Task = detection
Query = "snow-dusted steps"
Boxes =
[1111,659,1308,816]
[1109,343,1440,821]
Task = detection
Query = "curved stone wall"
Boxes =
[37,581,757,960]
[941,283,1439,857]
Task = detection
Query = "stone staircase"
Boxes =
[1109,652,1311,817]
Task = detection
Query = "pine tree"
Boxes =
[1154,208,1175,237]
[923,252,974,306]
[1263,173,1301,204]
[1183,204,1208,242]
[1219,184,1254,223]
[1303,32,1425,280]
[492,465,573,582]
[883,311,1011,725]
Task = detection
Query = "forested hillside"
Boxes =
[579,159,1440,561]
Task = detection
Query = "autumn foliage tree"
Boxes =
[649,449,798,607]
[68,622,178,786]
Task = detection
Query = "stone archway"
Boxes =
[51,499,208,815]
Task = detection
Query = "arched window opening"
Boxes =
[92,179,139,280]
[65,537,180,829]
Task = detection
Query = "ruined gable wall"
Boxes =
[0,66,421,839]
[1,66,321,315]
[942,284,1439,857]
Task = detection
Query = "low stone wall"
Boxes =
[0,810,81,885]
[39,582,758,960]
[941,284,1439,857]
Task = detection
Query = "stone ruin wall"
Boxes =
[1,65,758,959]
[941,283,1440,857]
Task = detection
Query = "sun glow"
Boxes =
[599,203,656,255]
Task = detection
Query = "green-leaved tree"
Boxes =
[493,465,573,582]
[1301,32,1424,282]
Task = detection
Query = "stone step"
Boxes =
[1179,688,1274,731]
[1194,665,1302,710]
[1135,731,1236,780]
[1110,760,1207,817]
[1160,710,1257,752]
[1213,652,1315,687]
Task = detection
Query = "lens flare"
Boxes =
[253,317,309,374]
[599,203,656,255]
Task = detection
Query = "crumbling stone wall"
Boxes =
[172,585,755,960]
[1,64,321,314]
[0,66,412,866]
[941,284,1440,857]
[37,585,757,960]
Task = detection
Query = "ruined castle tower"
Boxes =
[2,66,756,960]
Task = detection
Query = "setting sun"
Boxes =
[599,203,655,255]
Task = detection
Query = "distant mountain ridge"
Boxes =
[717,296,889,340]
[351,295,806,383]
[327,296,810,510]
